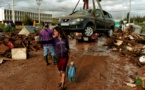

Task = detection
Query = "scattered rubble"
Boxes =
[105,25,145,67]
[0,32,42,61]
[124,82,136,88]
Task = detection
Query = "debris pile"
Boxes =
[105,25,145,67]
[0,32,42,61]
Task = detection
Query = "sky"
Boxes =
[0,0,145,19]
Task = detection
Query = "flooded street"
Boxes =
[68,37,138,90]
[0,37,139,90]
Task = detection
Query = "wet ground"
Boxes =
[0,37,140,90]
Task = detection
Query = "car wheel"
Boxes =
[107,28,113,37]
[84,25,94,37]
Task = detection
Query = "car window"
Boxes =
[108,13,113,18]
[72,10,92,15]
[96,10,102,18]
[103,11,110,18]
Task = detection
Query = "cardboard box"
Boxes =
[11,48,27,60]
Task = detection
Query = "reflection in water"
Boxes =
[70,40,97,51]
[69,38,138,90]
[70,37,107,52]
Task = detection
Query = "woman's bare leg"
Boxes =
[61,72,65,88]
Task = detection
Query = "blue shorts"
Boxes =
[43,46,55,57]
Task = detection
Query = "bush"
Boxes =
[0,23,5,31]
[138,23,145,34]
[22,15,33,25]
[0,23,16,32]
[4,26,15,32]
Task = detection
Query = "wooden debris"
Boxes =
[0,44,9,53]
[106,25,145,67]
[0,59,3,64]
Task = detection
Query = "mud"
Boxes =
[0,37,140,90]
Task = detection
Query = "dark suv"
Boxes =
[59,9,115,39]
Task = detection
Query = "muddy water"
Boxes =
[0,37,140,90]
[68,37,139,90]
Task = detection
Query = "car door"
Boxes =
[95,9,105,30]
[103,11,111,30]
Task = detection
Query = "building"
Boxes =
[0,8,52,24]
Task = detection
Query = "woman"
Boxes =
[53,26,71,90]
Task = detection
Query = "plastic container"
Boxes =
[139,56,145,64]
[34,36,40,41]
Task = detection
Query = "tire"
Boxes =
[107,28,114,37]
[83,25,94,37]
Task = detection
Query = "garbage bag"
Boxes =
[67,65,76,82]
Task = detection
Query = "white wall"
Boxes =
[0,8,52,22]
[0,8,4,22]
[0,8,3,21]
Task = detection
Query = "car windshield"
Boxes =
[72,10,92,15]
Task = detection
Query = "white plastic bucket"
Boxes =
[139,56,145,64]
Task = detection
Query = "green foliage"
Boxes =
[22,15,33,25]
[35,20,39,23]
[126,12,129,23]
[0,23,16,32]
[138,23,145,34]
[134,16,144,23]
[119,20,123,25]
[4,26,15,32]
[0,23,5,30]
[51,23,57,26]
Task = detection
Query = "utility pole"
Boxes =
[122,0,124,20]
[12,0,15,23]
[122,0,124,31]
[36,0,42,24]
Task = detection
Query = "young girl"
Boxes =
[53,26,71,90]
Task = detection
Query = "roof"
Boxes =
[24,26,36,34]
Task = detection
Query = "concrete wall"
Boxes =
[0,8,4,22]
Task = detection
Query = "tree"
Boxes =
[126,12,129,23]
[22,15,33,25]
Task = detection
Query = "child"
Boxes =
[67,60,76,82]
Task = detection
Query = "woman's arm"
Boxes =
[65,38,70,50]
[38,38,54,44]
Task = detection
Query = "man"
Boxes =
[39,23,57,65]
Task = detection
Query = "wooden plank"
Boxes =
[0,59,3,64]
[0,57,13,61]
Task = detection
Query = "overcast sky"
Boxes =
[0,0,145,19]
